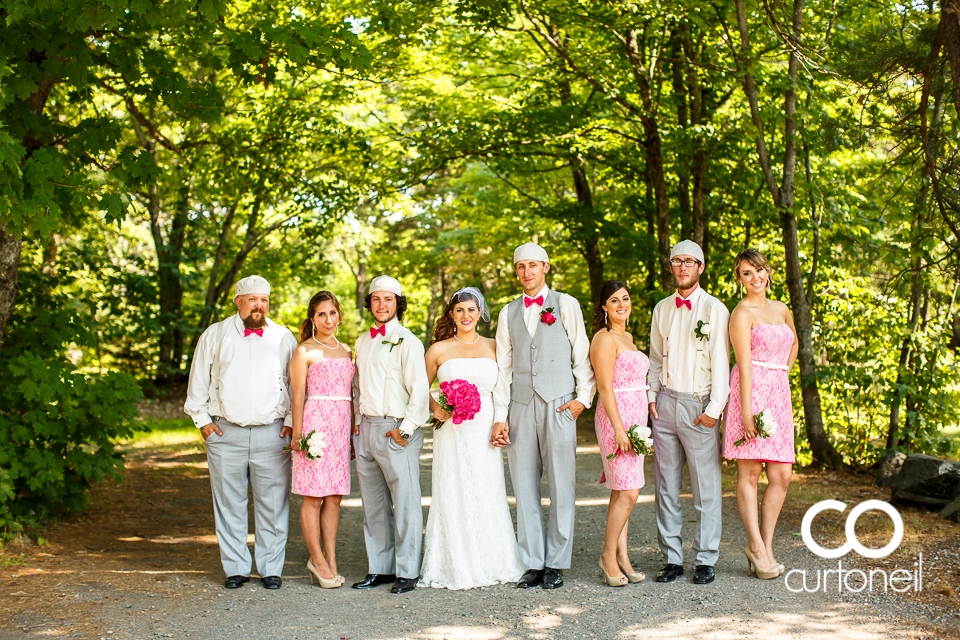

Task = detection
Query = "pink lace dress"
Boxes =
[723,323,795,463]
[292,356,355,497]
[595,349,649,490]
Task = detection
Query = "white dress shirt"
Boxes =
[494,284,596,422]
[647,286,731,419]
[354,317,430,437]
[184,314,298,428]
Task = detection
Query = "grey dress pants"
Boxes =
[205,418,291,578]
[651,388,722,567]
[353,416,424,579]
[506,392,578,570]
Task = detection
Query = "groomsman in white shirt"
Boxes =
[184,275,298,590]
[647,240,730,585]
[352,275,430,594]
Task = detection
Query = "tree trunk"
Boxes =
[0,226,22,352]
[735,0,842,468]
[0,72,58,355]
[624,29,673,291]
[671,33,692,241]
[943,0,960,116]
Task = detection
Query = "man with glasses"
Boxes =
[647,240,730,585]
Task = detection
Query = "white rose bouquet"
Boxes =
[734,410,779,447]
[606,424,654,459]
[285,430,328,460]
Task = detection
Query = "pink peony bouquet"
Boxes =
[433,378,482,429]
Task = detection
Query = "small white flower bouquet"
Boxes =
[694,319,711,341]
[383,333,404,352]
[606,424,654,459]
[734,410,779,447]
[285,430,328,460]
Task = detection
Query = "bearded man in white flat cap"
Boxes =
[184,275,298,590]
[492,242,596,590]
[647,240,730,586]
[352,275,430,594]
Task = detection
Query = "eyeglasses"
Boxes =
[670,259,701,268]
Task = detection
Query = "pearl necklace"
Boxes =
[453,332,481,345]
[312,335,341,350]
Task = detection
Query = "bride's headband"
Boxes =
[451,286,491,322]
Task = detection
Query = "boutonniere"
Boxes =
[539,307,557,325]
[382,333,404,352]
[694,320,711,341]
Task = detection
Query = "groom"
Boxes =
[352,275,430,594]
[492,242,595,590]
[647,240,730,585]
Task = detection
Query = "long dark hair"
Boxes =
[363,292,407,322]
[592,280,629,334]
[299,291,343,343]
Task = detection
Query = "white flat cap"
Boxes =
[513,242,549,264]
[234,275,271,298]
[670,240,704,263]
[368,275,403,297]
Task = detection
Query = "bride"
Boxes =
[419,287,525,589]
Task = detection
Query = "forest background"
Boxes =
[2,0,960,535]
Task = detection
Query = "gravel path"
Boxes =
[3,427,958,640]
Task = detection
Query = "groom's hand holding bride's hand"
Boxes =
[491,422,510,447]
[557,400,585,420]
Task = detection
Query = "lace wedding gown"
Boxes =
[419,358,525,589]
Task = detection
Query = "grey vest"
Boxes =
[508,289,577,404]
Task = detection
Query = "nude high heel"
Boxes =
[743,547,779,580]
[599,557,628,587]
[618,559,646,583]
[307,560,341,589]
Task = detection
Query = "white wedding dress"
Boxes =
[419,358,525,589]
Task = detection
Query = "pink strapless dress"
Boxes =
[292,356,355,497]
[595,350,649,490]
[723,323,795,463]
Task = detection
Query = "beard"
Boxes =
[242,310,267,329]
[675,271,701,290]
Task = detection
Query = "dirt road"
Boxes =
[1,424,957,639]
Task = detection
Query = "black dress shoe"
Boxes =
[260,576,282,589]
[224,575,249,589]
[541,567,564,589]
[693,565,715,584]
[655,563,684,583]
[516,569,544,589]
[352,573,396,589]
[390,577,417,594]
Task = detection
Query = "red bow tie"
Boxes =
[370,324,386,338]
[675,296,692,310]
[524,295,544,308]
[244,327,264,337]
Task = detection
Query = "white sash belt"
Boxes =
[306,395,352,401]
[614,386,650,392]
[752,361,789,371]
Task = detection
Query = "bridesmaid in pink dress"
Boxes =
[589,280,649,587]
[289,291,355,589]
[722,250,798,580]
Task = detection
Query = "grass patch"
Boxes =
[122,418,199,448]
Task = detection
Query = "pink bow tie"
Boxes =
[524,295,544,308]
[370,325,386,338]
[244,327,264,337]
[675,297,692,310]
